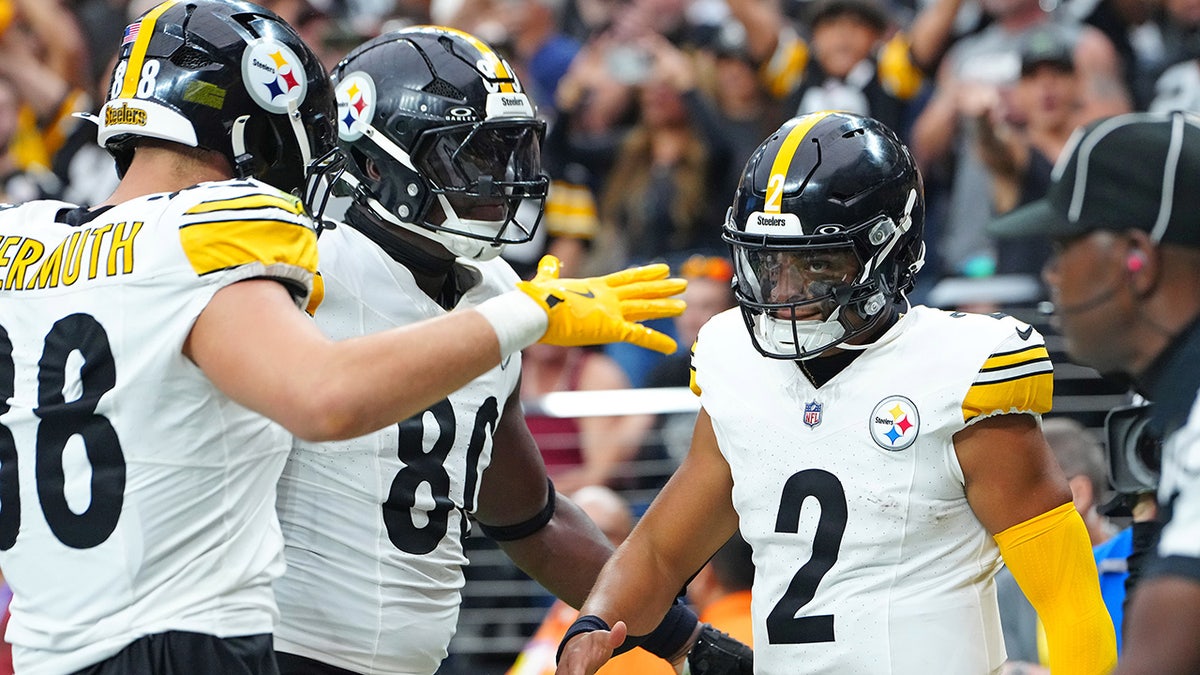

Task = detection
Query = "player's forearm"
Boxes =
[577,534,691,636]
[995,503,1117,674]
[498,496,615,609]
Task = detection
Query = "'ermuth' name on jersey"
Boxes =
[0,221,144,291]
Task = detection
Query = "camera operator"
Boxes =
[989,110,1200,674]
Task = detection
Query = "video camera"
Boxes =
[1104,401,1162,495]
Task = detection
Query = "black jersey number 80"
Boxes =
[0,315,126,550]
[383,396,499,555]
[767,468,848,644]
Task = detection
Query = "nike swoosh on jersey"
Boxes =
[1016,325,1033,341]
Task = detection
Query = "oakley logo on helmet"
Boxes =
[869,396,920,451]
[336,72,375,141]
[447,107,477,121]
[242,39,308,114]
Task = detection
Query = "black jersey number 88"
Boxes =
[0,314,126,550]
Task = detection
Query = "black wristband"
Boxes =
[556,614,610,664]
[479,477,556,541]
[633,597,700,661]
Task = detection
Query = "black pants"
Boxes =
[275,651,361,675]
[74,631,277,675]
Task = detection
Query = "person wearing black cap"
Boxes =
[989,110,1200,674]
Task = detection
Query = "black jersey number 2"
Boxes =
[383,396,499,555]
[767,468,848,644]
[0,315,126,550]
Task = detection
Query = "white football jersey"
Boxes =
[692,305,1053,675]
[273,223,522,675]
[0,180,319,675]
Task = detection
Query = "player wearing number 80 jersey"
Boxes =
[273,27,710,675]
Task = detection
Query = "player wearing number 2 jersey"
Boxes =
[556,112,1117,675]
[273,27,726,675]
[0,4,686,675]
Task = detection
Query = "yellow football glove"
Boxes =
[516,255,687,354]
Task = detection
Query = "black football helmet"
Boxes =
[96,0,336,198]
[724,111,925,360]
[329,26,549,260]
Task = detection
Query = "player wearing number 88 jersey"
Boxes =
[0,181,319,674]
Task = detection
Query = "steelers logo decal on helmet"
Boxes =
[336,72,375,141]
[869,396,920,451]
[242,39,308,114]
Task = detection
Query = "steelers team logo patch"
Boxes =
[335,71,375,141]
[242,39,308,114]
[869,396,920,451]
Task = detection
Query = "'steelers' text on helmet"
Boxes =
[724,111,925,360]
[97,0,336,198]
[329,26,549,261]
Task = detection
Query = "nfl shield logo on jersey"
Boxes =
[869,396,920,451]
[803,401,823,428]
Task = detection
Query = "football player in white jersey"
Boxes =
[0,3,687,674]
[556,111,1117,675]
[272,27,747,675]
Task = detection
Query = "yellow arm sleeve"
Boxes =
[994,503,1117,674]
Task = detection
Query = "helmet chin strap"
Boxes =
[338,170,505,261]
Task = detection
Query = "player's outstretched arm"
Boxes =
[185,257,685,442]
[556,409,740,674]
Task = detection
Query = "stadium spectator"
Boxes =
[522,343,655,492]
[726,0,926,136]
[911,0,1129,281]
[973,27,1083,279]
[687,532,754,647]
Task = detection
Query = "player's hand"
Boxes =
[517,255,686,354]
[555,620,628,675]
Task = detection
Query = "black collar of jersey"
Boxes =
[794,306,899,388]
[343,203,482,309]
[1139,311,1200,438]
[56,204,115,227]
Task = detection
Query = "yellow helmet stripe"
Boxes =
[421,25,517,93]
[765,111,833,214]
[119,0,178,99]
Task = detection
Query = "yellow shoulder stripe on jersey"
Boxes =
[306,271,325,316]
[119,1,178,100]
[184,194,305,216]
[877,34,924,101]
[179,218,318,277]
[765,112,833,214]
[689,341,701,396]
[962,345,1053,422]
